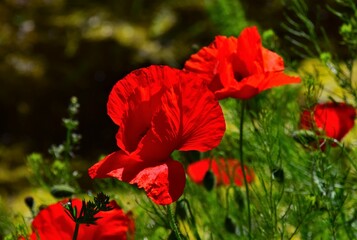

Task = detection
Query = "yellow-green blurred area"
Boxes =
[0,0,354,236]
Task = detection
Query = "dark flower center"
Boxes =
[139,127,150,139]
[234,71,244,82]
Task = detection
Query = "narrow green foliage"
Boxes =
[64,193,112,225]
[49,96,81,162]
[282,0,322,58]
[63,192,113,240]
[27,97,81,194]
[204,0,249,36]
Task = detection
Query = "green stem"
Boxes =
[72,200,85,240]
[72,223,80,240]
[64,127,72,162]
[168,204,182,240]
[239,101,251,239]
[181,199,201,240]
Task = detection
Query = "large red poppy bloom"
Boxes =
[184,26,301,99]
[88,65,226,205]
[187,158,254,186]
[300,102,356,146]
[24,199,134,240]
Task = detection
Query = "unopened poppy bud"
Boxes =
[203,170,216,191]
[292,129,318,145]
[232,186,245,210]
[224,216,236,233]
[272,168,284,183]
[50,184,75,198]
[24,196,34,209]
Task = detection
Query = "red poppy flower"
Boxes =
[187,158,254,186]
[300,102,356,146]
[24,199,134,240]
[184,26,301,99]
[88,65,226,205]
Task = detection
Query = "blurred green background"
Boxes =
[0,0,344,199]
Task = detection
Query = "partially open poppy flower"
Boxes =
[300,102,356,147]
[184,26,301,100]
[187,158,254,186]
[24,199,134,240]
[88,65,226,205]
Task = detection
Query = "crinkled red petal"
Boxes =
[130,159,186,205]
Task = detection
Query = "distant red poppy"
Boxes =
[300,102,356,147]
[184,26,300,99]
[187,158,254,186]
[89,65,226,205]
[25,199,134,240]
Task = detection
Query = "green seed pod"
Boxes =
[203,170,216,191]
[24,196,34,209]
[232,186,245,210]
[292,129,318,145]
[272,168,285,183]
[50,184,75,198]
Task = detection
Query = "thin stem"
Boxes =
[181,199,201,240]
[239,100,251,239]
[167,204,182,240]
[72,223,80,240]
[64,127,72,162]
[72,200,85,240]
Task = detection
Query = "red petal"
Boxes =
[88,150,145,183]
[114,86,163,153]
[178,73,226,151]
[262,48,284,72]
[108,66,180,152]
[130,159,186,205]
[89,200,134,239]
[257,72,301,92]
[31,201,74,240]
[186,159,212,184]
[225,160,255,186]
[135,88,180,162]
[234,26,264,76]
[187,159,254,186]
[314,102,356,141]
[30,199,133,240]
[183,36,227,83]
[88,151,186,205]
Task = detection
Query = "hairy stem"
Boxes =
[168,204,182,240]
[239,100,251,239]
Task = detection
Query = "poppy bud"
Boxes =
[232,186,245,210]
[50,184,75,198]
[272,168,284,183]
[224,216,236,233]
[24,196,34,209]
[292,129,318,145]
[203,170,216,191]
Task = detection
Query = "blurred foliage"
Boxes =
[0,0,218,200]
[0,0,216,158]
[204,0,249,36]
